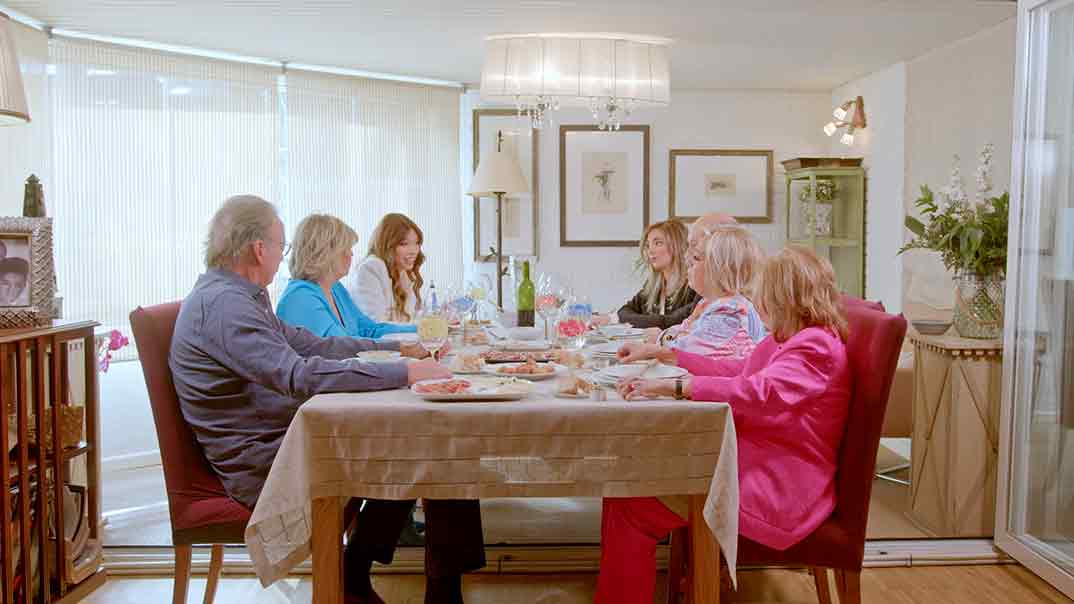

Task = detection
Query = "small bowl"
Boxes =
[912,320,951,336]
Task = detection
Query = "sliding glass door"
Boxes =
[997,0,1074,597]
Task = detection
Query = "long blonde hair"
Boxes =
[367,213,424,321]
[699,224,765,299]
[637,220,690,312]
[755,246,848,342]
[289,214,358,282]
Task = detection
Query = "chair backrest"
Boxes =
[830,301,907,555]
[129,302,233,529]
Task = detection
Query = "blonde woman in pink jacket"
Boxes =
[598,246,852,604]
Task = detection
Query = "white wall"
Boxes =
[902,18,1017,319]
[461,90,832,312]
[831,62,907,313]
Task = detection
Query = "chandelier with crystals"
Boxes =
[479,33,671,131]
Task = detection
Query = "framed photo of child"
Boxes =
[0,217,55,328]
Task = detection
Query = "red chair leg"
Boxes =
[666,528,688,604]
[174,544,192,604]
[203,544,224,604]
[834,570,861,604]
[811,567,832,604]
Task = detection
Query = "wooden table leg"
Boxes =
[687,494,720,604]
[312,497,344,604]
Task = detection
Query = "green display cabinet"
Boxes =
[783,160,866,297]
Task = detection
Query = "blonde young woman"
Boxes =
[632,224,767,360]
[349,213,426,323]
[600,247,853,604]
[614,220,700,329]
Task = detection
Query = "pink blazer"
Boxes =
[676,326,851,551]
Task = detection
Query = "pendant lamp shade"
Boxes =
[0,12,29,125]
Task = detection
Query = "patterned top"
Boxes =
[666,295,767,360]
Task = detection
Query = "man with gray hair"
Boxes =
[170,195,483,604]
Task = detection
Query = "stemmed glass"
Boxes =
[417,307,450,362]
[536,274,567,341]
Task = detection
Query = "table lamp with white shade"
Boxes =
[468,131,528,308]
[0,11,31,125]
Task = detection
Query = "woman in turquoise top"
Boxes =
[277,214,417,340]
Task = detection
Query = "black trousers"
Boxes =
[344,498,485,578]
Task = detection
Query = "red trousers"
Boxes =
[595,497,687,604]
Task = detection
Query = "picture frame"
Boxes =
[559,125,650,247]
[668,149,774,223]
[0,217,55,328]
[472,109,540,262]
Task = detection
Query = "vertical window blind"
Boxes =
[46,38,462,358]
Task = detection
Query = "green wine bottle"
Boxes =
[517,261,535,327]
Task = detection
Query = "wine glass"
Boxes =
[417,307,450,362]
[536,274,567,341]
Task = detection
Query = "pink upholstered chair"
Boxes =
[130,303,251,604]
[667,297,907,604]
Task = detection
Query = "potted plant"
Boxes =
[800,179,837,236]
[900,144,1008,338]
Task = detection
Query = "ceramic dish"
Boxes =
[411,377,534,402]
[356,350,402,363]
[485,362,565,381]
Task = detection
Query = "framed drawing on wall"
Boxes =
[669,149,773,223]
[473,109,539,262]
[0,217,55,328]
[560,125,650,247]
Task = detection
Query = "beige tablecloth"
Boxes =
[244,383,739,586]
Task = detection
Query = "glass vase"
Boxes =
[953,273,1005,339]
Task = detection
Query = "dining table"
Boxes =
[244,338,739,604]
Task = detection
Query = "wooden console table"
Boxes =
[0,321,106,604]
[908,331,1003,537]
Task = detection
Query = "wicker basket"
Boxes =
[10,405,86,450]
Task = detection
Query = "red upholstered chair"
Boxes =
[130,303,251,604]
[666,298,907,604]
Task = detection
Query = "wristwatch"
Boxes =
[674,378,686,400]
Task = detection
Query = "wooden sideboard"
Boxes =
[0,321,105,604]
[907,331,1003,537]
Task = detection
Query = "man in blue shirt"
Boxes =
[170,195,484,604]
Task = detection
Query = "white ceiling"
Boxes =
[6,1,1015,91]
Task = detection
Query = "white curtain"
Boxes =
[46,38,462,357]
[49,38,280,356]
[283,69,463,293]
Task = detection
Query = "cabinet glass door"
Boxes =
[998,0,1074,597]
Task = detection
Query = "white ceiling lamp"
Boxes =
[824,95,866,146]
[479,33,671,131]
[0,11,30,125]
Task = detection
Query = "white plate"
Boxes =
[589,342,622,356]
[491,339,552,352]
[356,350,402,363]
[380,332,419,343]
[598,325,644,338]
[597,363,688,381]
[509,326,543,341]
[485,362,565,381]
[411,377,534,402]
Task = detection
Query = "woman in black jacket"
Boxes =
[616,219,699,329]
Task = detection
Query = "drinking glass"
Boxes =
[417,307,450,362]
[557,301,592,350]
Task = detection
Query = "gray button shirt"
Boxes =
[169,268,408,508]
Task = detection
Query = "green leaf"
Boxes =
[905,216,926,236]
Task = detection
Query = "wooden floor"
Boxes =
[82,564,1071,603]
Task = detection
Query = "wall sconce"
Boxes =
[824,95,866,146]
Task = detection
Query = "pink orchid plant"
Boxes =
[96,329,129,373]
